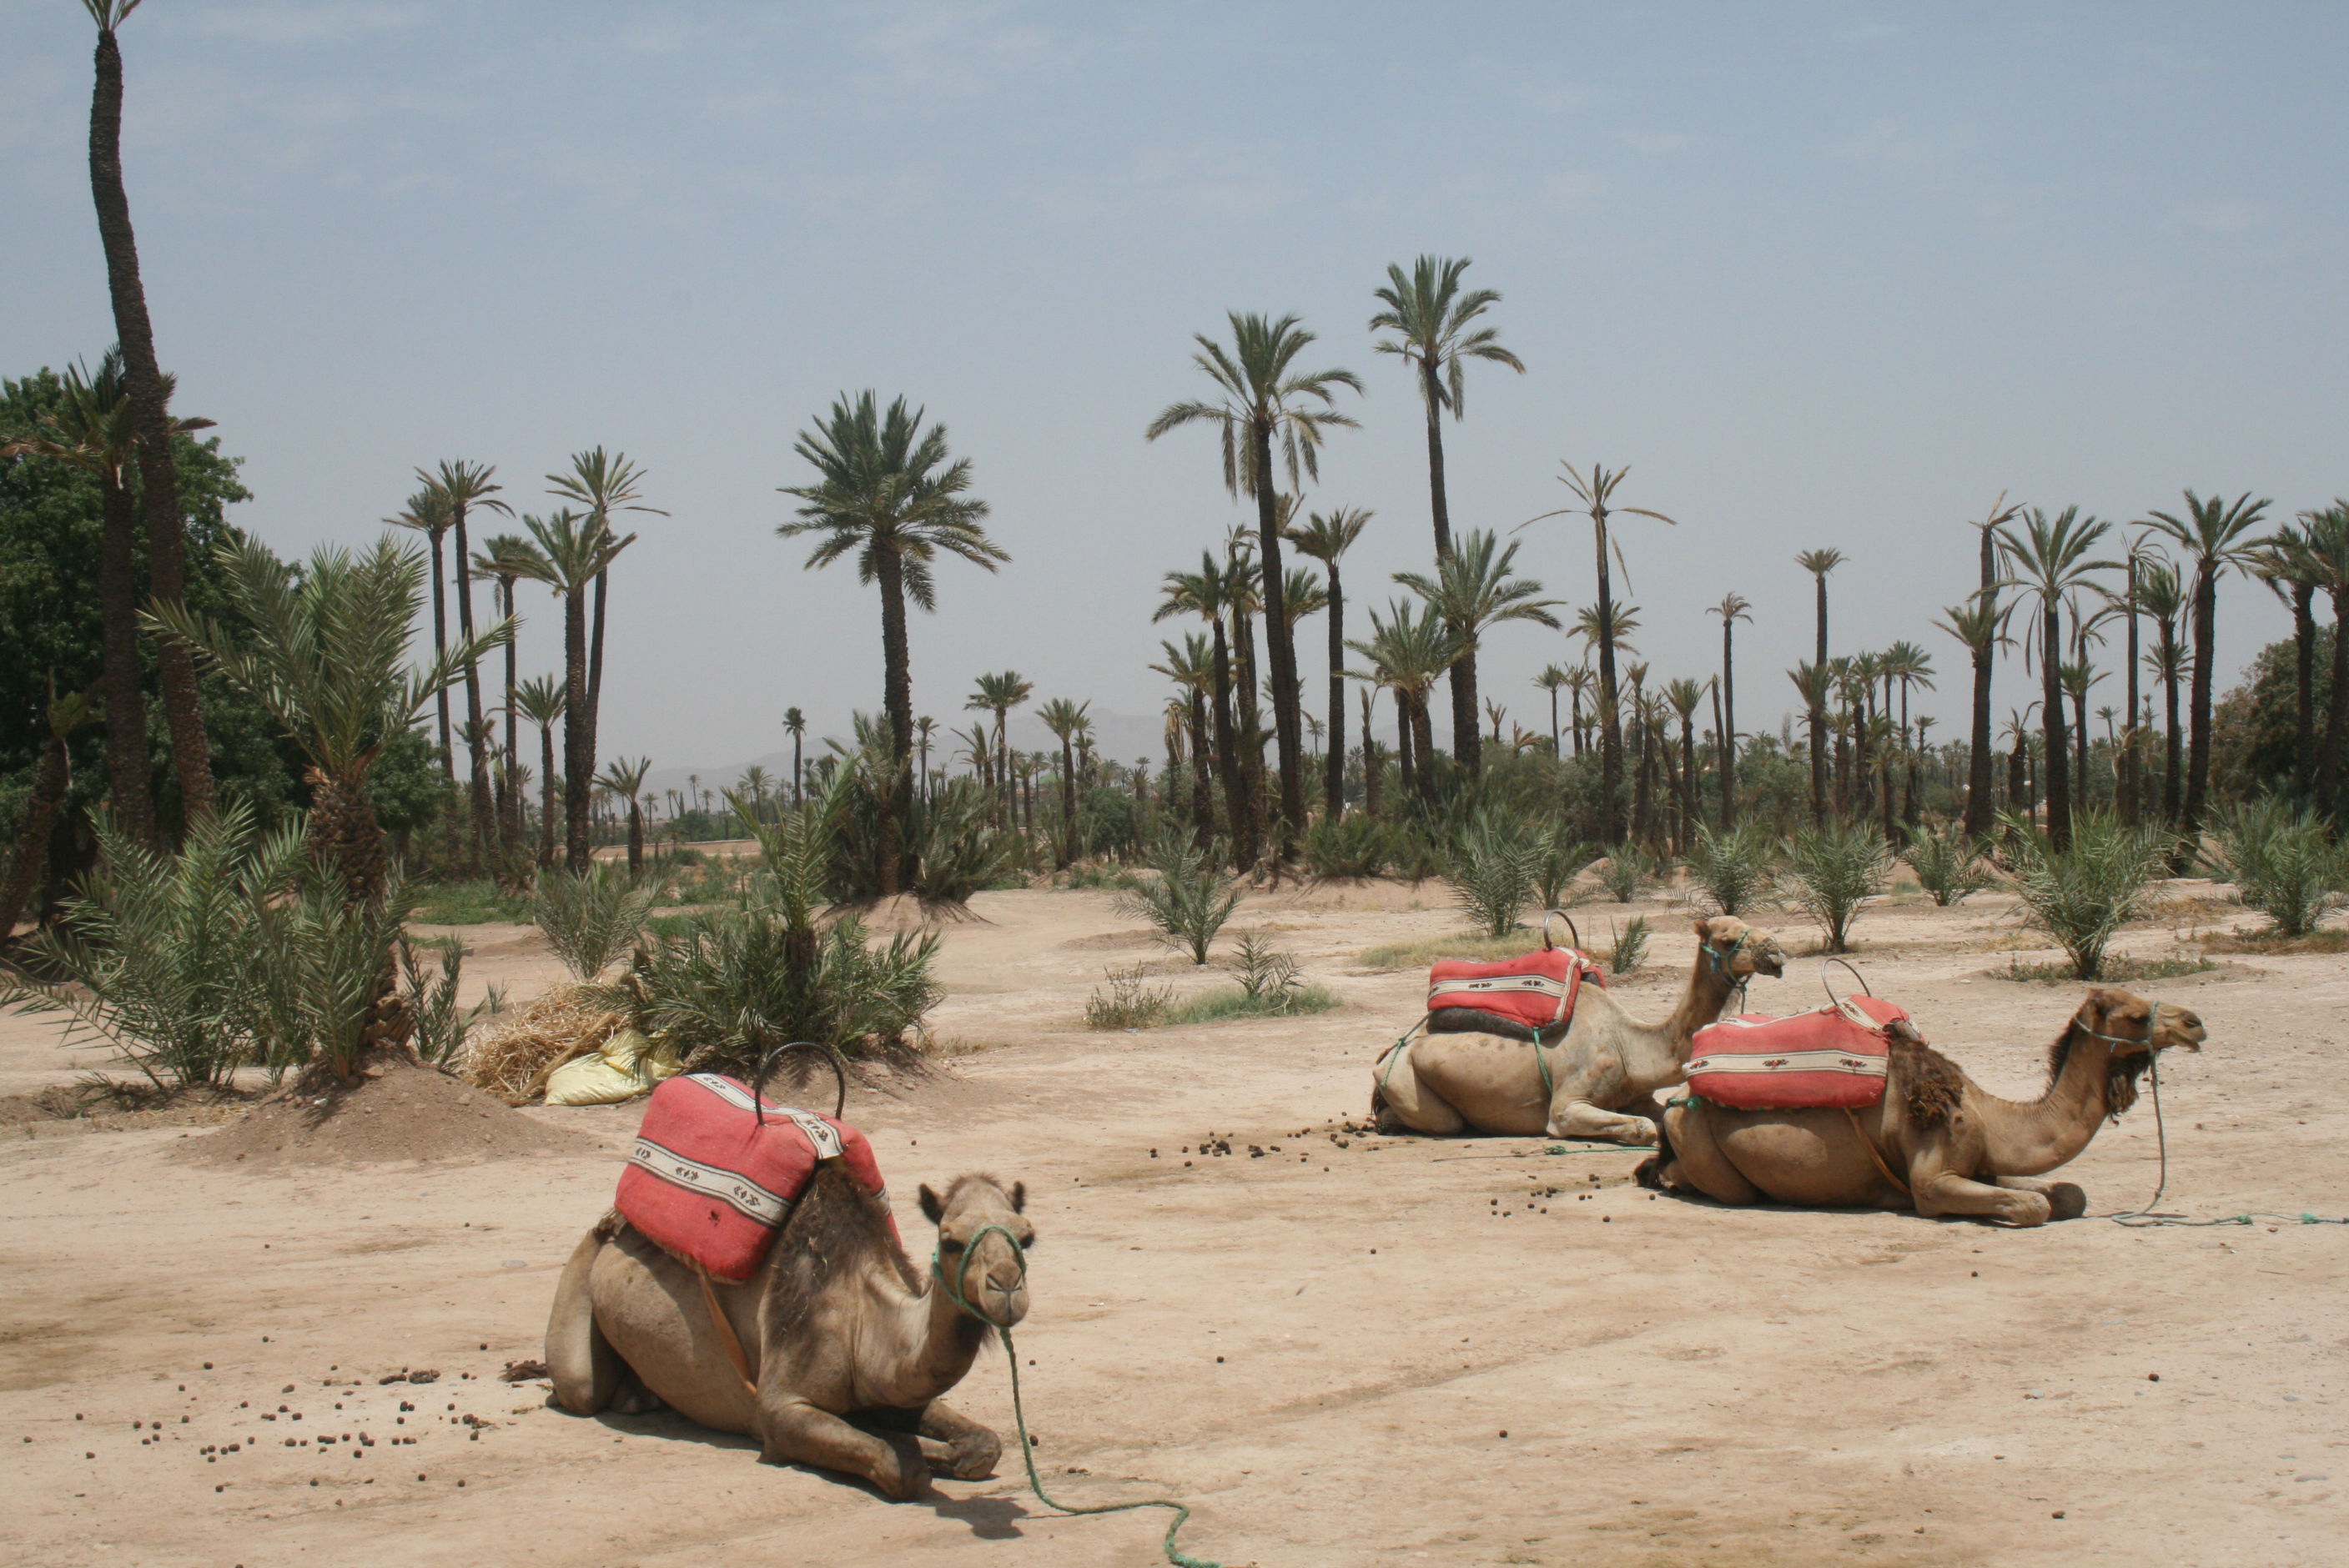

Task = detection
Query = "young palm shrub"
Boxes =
[1595,842,1655,905]
[1608,915,1651,975]
[1167,933,1337,1023]
[1787,818,1894,953]
[1529,823,1596,912]
[249,862,420,1080]
[2206,799,2345,937]
[1444,811,1541,937]
[1302,813,1395,880]
[1687,822,1776,916]
[910,778,1016,904]
[533,864,658,982]
[399,937,497,1068]
[1905,821,1996,907]
[1116,832,1243,964]
[1999,809,2174,979]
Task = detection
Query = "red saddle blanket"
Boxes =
[615,1073,895,1283]
[1683,996,1910,1110]
[1426,947,1607,1043]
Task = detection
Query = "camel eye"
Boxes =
[938,1238,965,1254]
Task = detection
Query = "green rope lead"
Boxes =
[937,1226,1220,1568]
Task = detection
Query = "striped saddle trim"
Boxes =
[1684,1048,1889,1079]
[683,1072,844,1158]
[1427,973,1574,1003]
[628,1135,793,1225]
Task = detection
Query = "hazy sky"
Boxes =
[8,2,2345,784]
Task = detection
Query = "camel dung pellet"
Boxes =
[203,1363,212,1369]
[2148,1373,2160,1381]
[1215,1356,1224,1363]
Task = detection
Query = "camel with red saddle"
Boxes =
[1637,987,2205,1226]
[546,1069,1032,1499]
[1371,915,1788,1143]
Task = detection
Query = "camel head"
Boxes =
[918,1173,1034,1329]
[1691,915,1786,981]
[2059,988,2207,1122]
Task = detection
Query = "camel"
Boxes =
[546,1165,1032,1498]
[1372,915,1788,1143]
[1636,987,2206,1226]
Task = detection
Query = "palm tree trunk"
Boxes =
[626,802,643,875]
[1188,688,1214,847]
[1411,694,1436,803]
[1416,359,1476,776]
[1594,518,1624,841]
[1231,602,1264,870]
[452,503,491,870]
[1719,621,1738,829]
[88,23,212,822]
[95,475,155,847]
[2292,580,2316,800]
[537,721,558,868]
[2184,566,2217,849]
[0,728,72,945]
[563,588,592,873]
[2042,603,2071,848]
[430,530,453,782]
[500,575,520,847]
[1209,621,1244,859]
[1323,562,1346,819]
[1361,686,1382,817]
[2324,589,2349,820]
[1249,422,1306,857]
[1057,736,1076,867]
[1809,575,1828,825]
[1394,690,1416,801]
[2120,562,2141,826]
[1679,713,1698,852]
[589,570,610,724]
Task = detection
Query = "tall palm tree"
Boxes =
[1793,548,1846,824]
[547,447,666,732]
[76,0,213,822]
[595,756,653,874]
[1,353,211,847]
[1663,677,1706,849]
[1155,561,1250,864]
[2135,560,2187,825]
[913,717,937,800]
[514,676,566,867]
[385,486,457,781]
[2144,490,2272,847]
[1532,665,1570,756]
[1527,464,1675,841]
[1880,640,1935,829]
[1148,313,1361,861]
[1370,255,1527,756]
[419,460,511,868]
[506,510,636,872]
[1998,507,2116,850]
[782,706,807,808]
[1706,592,1753,827]
[2292,504,2349,815]
[1393,530,1562,776]
[1562,665,1595,756]
[1151,634,1218,843]
[1933,597,2008,837]
[1039,697,1089,867]
[968,671,1034,827]
[475,532,536,845]
[1285,505,1372,819]
[147,535,509,904]
[2249,522,2319,801]
[1347,600,1461,803]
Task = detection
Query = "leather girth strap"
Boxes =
[1843,1108,1911,1196]
[697,1268,759,1396]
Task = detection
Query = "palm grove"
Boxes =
[8,7,2349,1084]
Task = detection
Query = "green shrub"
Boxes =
[2207,799,2346,937]
[410,879,535,925]
[1904,822,1995,907]
[1168,982,1338,1025]
[910,779,1017,904]
[1444,811,1541,937]
[1999,810,2174,980]
[1687,822,1776,915]
[399,937,498,1068]
[1608,915,1651,975]
[1116,833,1243,964]
[1302,813,1395,880]
[1787,818,1894,953]
[533,864,658,982]
[1167,936,1337,1024]
[1084,964,1174,1030]
[1529,824,1596,912]
[1595,843,1655,904]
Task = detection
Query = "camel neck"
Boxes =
[1967,1024,2115,1176]
[848,1255,988,1410]
[1659,955,1742,1056]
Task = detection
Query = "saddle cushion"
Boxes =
[1426,947,1607,1043]
[615,1073,894,1283]
[1683,996,1911,1110]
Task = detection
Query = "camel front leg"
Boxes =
[1544,1047,1654,1144]
[1995,1173,2088,1221]
[546,1229,622,1416]
[1911,1168,2055,1227]
[760,1394,927,1500]
[916,1398,1003,1480]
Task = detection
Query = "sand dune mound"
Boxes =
[177,1057,601,1168]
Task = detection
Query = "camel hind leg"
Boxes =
[1642,1099,1763,1205]
[1371,1044,1466,1135]
[546,1226,625,1415]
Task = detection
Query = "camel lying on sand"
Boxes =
[1373,915,1788,1143]
[1637,987,2206,1226]
[546,1167,1031,1498]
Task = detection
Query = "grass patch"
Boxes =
[1084,965,1174,1030]
[411,879,535,925]
[1997,953,2216,984]
[2197,926,2349,955]
[1356,930,1552,972]
[1167,983,1340,1025]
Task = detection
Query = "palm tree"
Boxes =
[1148,313,1361,861]
[968,671,1034,827]
[76,0,214,822]
[1,353,212,847]
[1663,677,1706,849]
[475,532,537,845]
[1348,600,1461,803]
[1285,505,1372,818]
[1532,665,1570,756]
[1039,698,1089,867]
[2143,490,2272,848]
[0,688,93,946]
[1562,665,1595,756]
[385,487,458,781]
[418,460,511,868]
[782,706,807,808]
[547,447,666,736]
[506,510,636,872]
[2135,560,2187,825]
[1933,597,2009,837]
[146,534,509,903]
[1793,548,1846,824]
[1393,530,1562,776]
[913,717,937,800]
[1154,561,1252,864]
[1880,640,1935,829]
[1999,507,2116,850]
[2292,504,2349,815]
[782,394,1005,892]
[1706,592,1753,827]
[514,676,566,867]
[1370,255,1526,756]
[1151,634,1218,843]
[595,756,653,874]
[1527,464,1676,841]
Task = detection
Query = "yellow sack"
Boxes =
[543,1028,682,1106]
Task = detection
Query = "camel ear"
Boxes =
[1009,1181,1027,1214]
[918,1184,945,1225]
[1693,918,1710,938]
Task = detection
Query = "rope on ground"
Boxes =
[2103,1048,2349,1228]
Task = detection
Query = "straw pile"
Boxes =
[460,984,632,1105]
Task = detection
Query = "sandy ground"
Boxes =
[2,878,2344,1567]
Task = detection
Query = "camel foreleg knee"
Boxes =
[545,1229,623,1416]
[761,1396,926,1500]
[1995,1174,2087,1221]
[1547,1097,1657,1146]
[917,1398,1002,1480]
[1914,1171,2053,1226]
